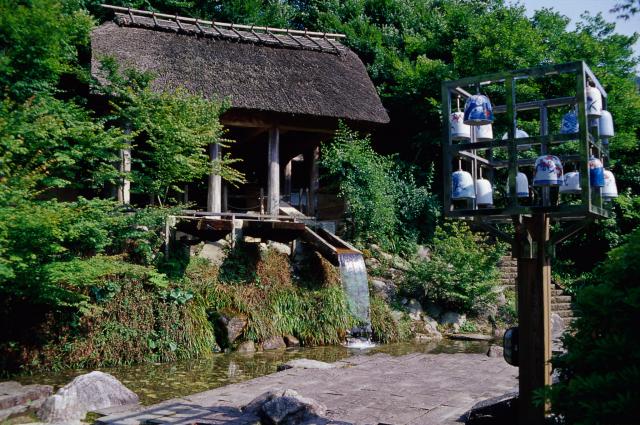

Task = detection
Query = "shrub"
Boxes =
[404,222,503,314]
[545,227,640,424]
[370,294,412,343]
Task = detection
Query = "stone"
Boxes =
[465,390,518,425]
[551,312,565,340]
[487,345,504,358]
[439,311,466,332]
[370,279,397,301]
[449,333,493,341]
[236,340,256,353]
[198,240,229,266]
[283,335,300,348]
[406,299,424,321]
[390,310,404,323]
[219,314,247,344]
[277,359,336,372]
[268,241,292,256]
[37,371,138,424]
[423,315,443,339]
[392,256,410,272]
[424,302,442,320]
[243,389,326,425]
[364,257,380,268]
[416,245,431,260]
[0,382,52,422]
[262,336,286,351]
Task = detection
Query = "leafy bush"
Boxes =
[320,123,439,254]
[404,222,503,314]
[370,294,412,343]
[545,227,640,424]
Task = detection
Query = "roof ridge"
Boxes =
[102,4,346,54]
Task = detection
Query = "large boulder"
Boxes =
[37,371,138,424]
[277,359,336,372]
[236,341,256,353]
[262,336,286,351]
[198,240,229,266]
[283,335,300,348]
[406,299,424,321]
[439,311,467,332]
[243,389,327,425]
[268,242,292,257]
[370,279,397,302]
[219,314,247,344]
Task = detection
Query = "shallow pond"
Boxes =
[15,339,488,405]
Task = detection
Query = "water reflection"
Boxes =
[15,340,488,405]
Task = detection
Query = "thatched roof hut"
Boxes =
[91,13,389,127]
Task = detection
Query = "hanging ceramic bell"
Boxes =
[507,172,530,198]
[599,110,615,138]
[589,155,605,187]
[586,86,602,118]
[452,170,475,199]
[559,171,581,194]
[533,155,563,186]
[450,111,471,141]
[501,129,530,140]
[463,94,494,126]
[560,110,579,134]
[602,170,618,200]
[474,124,493,142]
[475,178,493,205]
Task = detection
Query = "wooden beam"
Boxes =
[284,159,292,201]
[117,124,132,205]
[267,128,280,215]
[309,145,320,217]
[207,143,221,213]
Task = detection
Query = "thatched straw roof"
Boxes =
[91,13,389,125]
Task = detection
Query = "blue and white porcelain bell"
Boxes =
[501,128,529,140]
[560,110,579,134]
[589,155,605,187]
[602,170,618,200]
[507,172,530,198]
[559,171,581,194]
[452,169,475,200]
[450,111,471,141]
[463,94,494,126]
[475,124,493,142]
[533,155,563,186]
[599,110,615,138]
[586,86,602,118]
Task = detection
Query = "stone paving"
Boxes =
[97,352,518,425]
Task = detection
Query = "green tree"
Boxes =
[546,227,640,424]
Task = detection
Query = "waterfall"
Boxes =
[337,251,372,337]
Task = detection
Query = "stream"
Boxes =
[15,340,489,405]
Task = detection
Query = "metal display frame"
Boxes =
[441,61,613,425]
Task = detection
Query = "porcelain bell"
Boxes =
[533,155,563,186]
[589,155,605,187]
[450,111,471,141]
[602,170,618,200]
[475,178,493,205]
[559,171,581,194]
[560,110,579,134]
[586,86,602,118]
[475,124,493,142]
[452,170,475,199]
[501,129,530,140]
[599,110,615,138]
[507,172,530,198]
[463,94,494,125]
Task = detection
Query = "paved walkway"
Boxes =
[97,352,518,425]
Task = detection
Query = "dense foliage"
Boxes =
[546,227,640,424]
[321,124,439,254]
[404,222,503,314]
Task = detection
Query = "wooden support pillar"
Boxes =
[117,145,131,204]
[309,145,320,217]
[284,159,292,202]
[267,127,280,215]
[222,182,228,212]
[516,214,552,425]
[207,143,221,213]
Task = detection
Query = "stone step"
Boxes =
[551,295,572,304]
[551,303,572,311]
[0,381,52,422]
[554,310,575,318]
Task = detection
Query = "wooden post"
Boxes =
[222,182,228,212]
[516,214,552,425]
[309,145,320,217]
[267,127,280,216]
[117,144,131,204]
[284,159,292,202]
[207,143,221,213]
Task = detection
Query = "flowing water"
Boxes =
[14,340,489,405]
[337,252,371,335]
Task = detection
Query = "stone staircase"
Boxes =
[497,256,575,321]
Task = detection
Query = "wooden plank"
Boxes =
[301,227,339,265]
[242,220,305,243]
[175,218,233,241]
[309,146,320,217]
[493,96,576,113]
[441,82,453,215]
